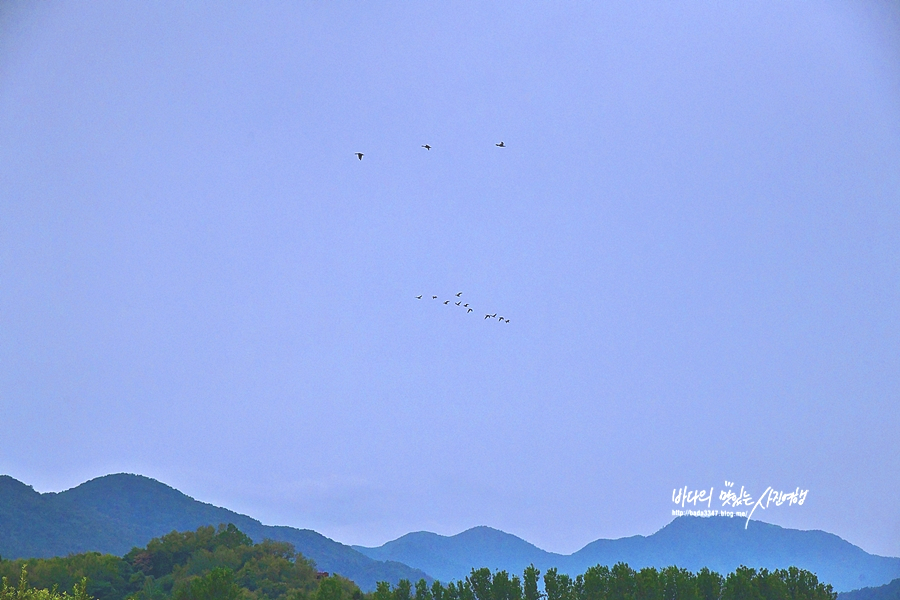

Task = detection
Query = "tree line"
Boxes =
[0,525,836,600]
[373,563,837,600]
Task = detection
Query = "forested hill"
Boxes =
[0,474,427,591]
[354,518,900,593]
[0,523,363,600]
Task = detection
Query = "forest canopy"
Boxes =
[0,524,359,600]
[390,564,837,600]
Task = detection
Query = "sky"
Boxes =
[1,1,899,559]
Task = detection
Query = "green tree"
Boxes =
[469,569,492,600]
[216,525,253,550]
[545,569,576,600]
[573,575,584,600]
[0,566,93,600]
[582,565,610,600]
[432,581,446,600]
[660,567,698,600]
[696,568,723,600]
[375,581,393,600]
[609,563,636,600]
[722,567,762,600]
[317,577,345,600]
[173,567,242,600]
[523,566,542,600]
[634,568,661,600]
[394,580,413,600]
[416,580,433,600]
[493,571,522,600]
[777,567,835,600]
[457,579,475,600]
[0,554,129,600]
[754,569,788,600]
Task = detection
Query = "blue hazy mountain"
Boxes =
[354,517,900,593]
[569,517,900,592]
[5,473,900,594]
[353,526,559,584]
[0,474,427,591]
[839,578,900,600]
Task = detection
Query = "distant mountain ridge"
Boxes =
[4,473,899,595]
[0,473,428,591]
[354,518,900,593]
[354,526,556,584]
[838,578,900,600]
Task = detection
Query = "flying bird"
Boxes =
[432,296,438,299]
[485,314,491,319]
[463,303,469,307]
[498,317,505,322]
[422,144,431,150]
[415,295,423,299]
[456,292,462,297]
[467,308,473,313]
[444,300,450,305]
[355,152,364,160]
[455,301,461,306]
[495,141,505,147]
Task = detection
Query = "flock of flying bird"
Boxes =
[415,292,510,324]
[354,141,505,161]
[356,141,511,324]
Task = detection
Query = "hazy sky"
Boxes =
[2,2,899,558]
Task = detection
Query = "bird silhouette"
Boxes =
[444,300,450,305]
[455,301,461,306]
[485,314,491,319]
[355,152,364,160]
[432,296,438,299]
[415,295,423,299]
[467,308,473,313]
[456,292,462,297]
[498,317,505,322]
[495,141,505,147]
[422,144,431,150]
[463,303,469,307]
[490,313,497,318]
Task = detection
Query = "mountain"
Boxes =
[839,578,900,600]
[568,517,900,593]
[354,526,558,583]
[354,517,900,593]
[5,473,900,594]
[0,473,427,591]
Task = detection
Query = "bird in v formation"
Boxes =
[358,143,509,322]
[415,292,509,323]
[355,141,506,160]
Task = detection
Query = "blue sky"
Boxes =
[1,2,899,557]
